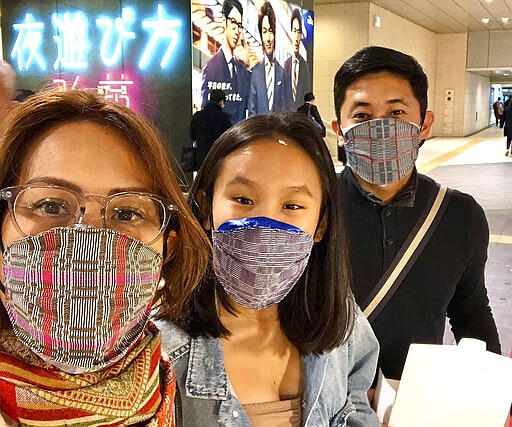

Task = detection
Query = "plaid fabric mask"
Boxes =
[212,217,314,310]
[342,118,421,184]
[3,227,162,373]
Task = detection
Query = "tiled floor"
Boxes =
[417,126,512,356]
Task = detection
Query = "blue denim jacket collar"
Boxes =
[182,332,329,422]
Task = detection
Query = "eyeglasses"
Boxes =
[226,17,243,31]
[0,184,177,245]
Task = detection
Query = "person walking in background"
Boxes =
[248,1,287,116]
[284,9,311,112]
[493,97,504,127]
[190,88,232,170]
[332,46,501,388]
[297,92,326,137]
[503,98,512,156]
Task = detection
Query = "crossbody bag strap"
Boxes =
[362,183,452,322]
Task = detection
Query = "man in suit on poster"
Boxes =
[248,1,287,116]
[284,9,311,112]
[200,0,250,124]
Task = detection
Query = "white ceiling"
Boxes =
[314,0,512,34]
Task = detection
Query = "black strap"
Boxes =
[361,183,452,322]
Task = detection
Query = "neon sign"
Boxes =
[10,4,182,73]
[11,13,46,71]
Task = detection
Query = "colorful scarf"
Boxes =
[0,322,175,427]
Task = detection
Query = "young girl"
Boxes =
[0,89,210,426]
[160,113,380,426]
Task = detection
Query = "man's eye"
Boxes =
[234,197,253,205]
[391,110,405,116]
[353,112,369,120]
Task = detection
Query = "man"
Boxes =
[297,92,325,137]
[200,0,250,124]
[493,96,504,127]
[0,61,16,120]
[284,9,311,112]
[190,89,231,169]
[332,46,501,382]
[248,1,287,116]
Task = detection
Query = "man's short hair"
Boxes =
[258,2,276,40]
[222,0,243,18]
[210,89,226,104]
[0,61,16,101]
[333,46,428,122]
[304,92,315,102]
[290,8,302,33]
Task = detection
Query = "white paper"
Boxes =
[373,368,400,424]
[388,338,512,427]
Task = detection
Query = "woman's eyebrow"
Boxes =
[24,177,150,195]
[25,176,82,193]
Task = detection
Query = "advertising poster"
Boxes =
[192,0,315,124]
[1,0,192,157]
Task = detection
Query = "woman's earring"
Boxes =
[157,277,165,290]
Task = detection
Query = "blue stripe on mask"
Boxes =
[216,216,304,233]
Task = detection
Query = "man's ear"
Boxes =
[196,189,212,231]
[313,213,328,243]
[332,119,346,147]
[419,110,434,140]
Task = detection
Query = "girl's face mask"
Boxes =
[212,216,314,310]
[2,227,162,373]
[341,117,421,184]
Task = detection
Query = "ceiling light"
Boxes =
[485,0,493,3]
[502,17,510,24]
[374,15,381,28]
[481,18,490,24]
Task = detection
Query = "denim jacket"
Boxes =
[157,308,380,427]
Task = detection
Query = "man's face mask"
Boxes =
[212,217,314,310]
[341,118,421,185]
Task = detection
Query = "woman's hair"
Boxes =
[183,112,355,353]
[0,88,211,327]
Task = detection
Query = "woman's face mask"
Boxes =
[2,227,162,373]
[341,118,421,185]
[212,217,314,310]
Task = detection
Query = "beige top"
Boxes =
[242,396,302,427]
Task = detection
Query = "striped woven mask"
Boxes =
[212,217,314,310]
[342,118,420,184]
[3,227,162,373]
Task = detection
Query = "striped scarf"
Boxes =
[0,322,175,427]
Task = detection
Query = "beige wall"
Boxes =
[463,71,491,135]
[313,2,491,140]
[368,2,438,112]
[314,2,370,156]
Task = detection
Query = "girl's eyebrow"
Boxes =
[226,176,313,198]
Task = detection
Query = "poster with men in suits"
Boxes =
[192,0,315,124]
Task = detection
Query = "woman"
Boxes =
[160,113,380,426]
[0,89,211,426]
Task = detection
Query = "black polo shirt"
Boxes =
[337,167,501,380]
